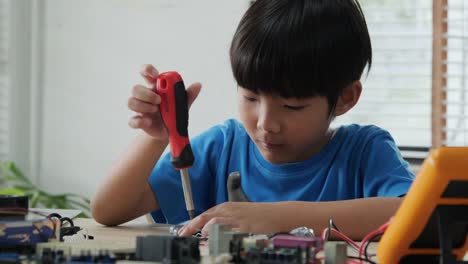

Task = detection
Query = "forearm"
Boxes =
[276,197,402,240]
[92,132,168,225]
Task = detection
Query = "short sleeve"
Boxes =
[361,131,415,197]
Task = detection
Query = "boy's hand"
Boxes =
[178,202,285,236]
[128,64,202,139]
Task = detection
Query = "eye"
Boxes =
[284,105,305,111]
[243,96,257,102]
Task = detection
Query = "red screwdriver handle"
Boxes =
[156,71,194,169]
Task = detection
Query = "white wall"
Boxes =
[37,0,247,197]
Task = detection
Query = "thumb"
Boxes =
[186,82,202,109]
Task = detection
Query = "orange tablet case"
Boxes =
[377,147,468,264]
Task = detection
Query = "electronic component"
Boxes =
[242,235,271,251]
[229,232,322,263]
[136,235,200,263]
[208,224,249,256]
[36,240,135,263]
[0,195,28,220]
[243,246,312,264]
[271,234,322,249]
[377,147,468,264]
[324,242,347,264]
[0,216,59,247]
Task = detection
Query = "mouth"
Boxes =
[258,141,284,151]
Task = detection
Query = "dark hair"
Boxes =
[230,0,372,113]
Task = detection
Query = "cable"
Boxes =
[47,213,82,241]
[363,233,382,263]
[347,255,377,264]
[60,217,74,227]
[321,228,360,251]
[358,220,391,261]
[331,218,342,232]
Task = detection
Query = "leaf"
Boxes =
[0,161,91,215]
[67,199,91,211]
[0,162,32,186]
[8,162,32,185]
[60,192,90,202]
[10,185,34,192]
[0,187,26,196]
[77,212,90,218]
[0,162,20,180]
[54,197,68,209]
[30,191,40,207]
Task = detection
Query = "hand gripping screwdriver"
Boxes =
[156,71,195,220]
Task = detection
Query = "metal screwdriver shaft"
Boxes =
[180,168,195,219]
[156,71,196,220]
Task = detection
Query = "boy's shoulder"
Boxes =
[338,123,390,137]
[335,123,394,149]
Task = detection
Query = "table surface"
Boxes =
[74,217,172,246]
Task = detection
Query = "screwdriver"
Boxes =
[156,71,196,220]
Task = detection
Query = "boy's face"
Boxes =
[238,87,333,164]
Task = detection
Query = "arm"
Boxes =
[92,64,201,226]
[275,197,401,240]
[91,133,167,226]
[179,197,401,240]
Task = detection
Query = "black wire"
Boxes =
[60,217,74,227]
[267,232,290,239]
[47,213,62,219]
[47,213,62,235]
[47,213,77,241]
[363,232,383,263]
[47,213,81,241]
[347,255,377,264]
[331,219,341,232]
[326,218,342,241]
[324,218,361,255]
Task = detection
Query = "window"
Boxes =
[444,0,468,146]
[0,0,10,161]
[333,0,467,160]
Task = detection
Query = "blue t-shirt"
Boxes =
[148,119,414,224]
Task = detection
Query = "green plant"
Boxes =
[0,161,90,217]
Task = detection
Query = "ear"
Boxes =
[333,81,362,117]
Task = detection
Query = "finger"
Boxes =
[179,213,211,237]
[140,64,159,88]
[201,217,237,236]
[131,84,161,104]
[186,82,202,108]
[128,115,152,129]
[127,97,159,113]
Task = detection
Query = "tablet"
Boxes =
[377,147,468,264]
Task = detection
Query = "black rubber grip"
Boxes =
[174,82,189,137]
[171,144,194,168]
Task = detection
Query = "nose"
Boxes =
[257,103,281,134]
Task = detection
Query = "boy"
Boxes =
[92,0,414,240]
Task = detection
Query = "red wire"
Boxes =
[321,227,360,250]
[358,220,391,262]
[320,218,393,264]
